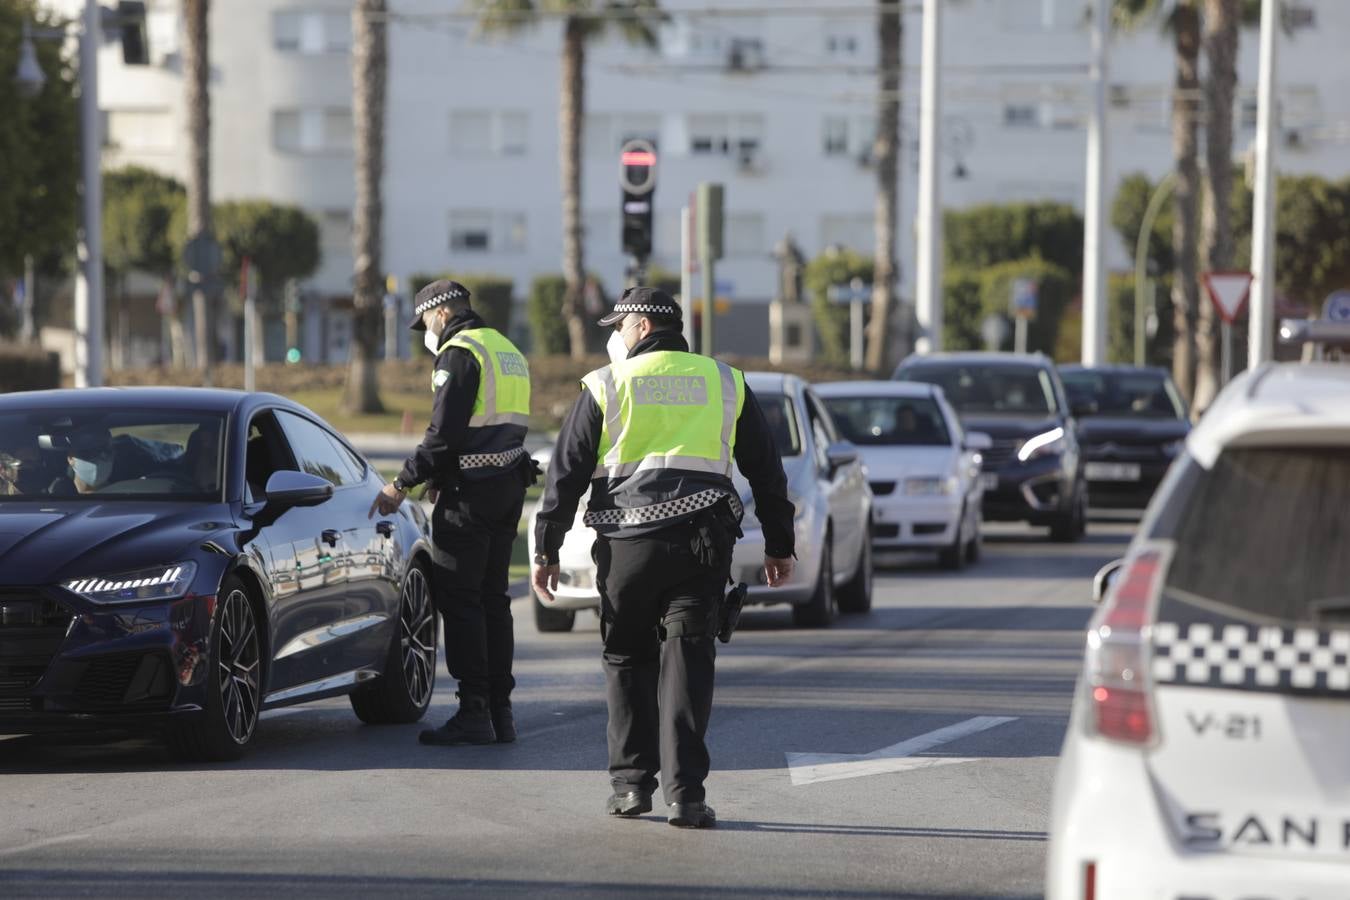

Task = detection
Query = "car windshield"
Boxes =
[757,393,802,457]
[822,396,951,447]
[1164,447,1350,625]
[1061,370,1185,419]
[0,409,225,501]
[900,364,1057,416]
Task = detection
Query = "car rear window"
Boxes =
[901,364,1057,417]
[1163,447,1350,625]
[822,396,951,447]
[757,393,802,457]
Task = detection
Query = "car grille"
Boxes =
[74,652,173,710]
[1082,442,1163,461]
[873,524,901,539]
[980,438,1021,469]
[0,591,73,710]
[869,481,897,496]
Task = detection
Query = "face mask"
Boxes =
[424,330,442,356]
[72,454,113,489]
[606,330,629,366]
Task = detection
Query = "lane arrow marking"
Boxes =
[785,715,1018,786]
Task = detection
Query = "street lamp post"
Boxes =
[1080,0,1109,366]
[14,1,104,388]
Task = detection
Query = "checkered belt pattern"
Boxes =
[583,489,743,528]
[459,446,527,470]
[1152,621,1350,694]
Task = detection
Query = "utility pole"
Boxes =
[695,182,723,357]
[74,0,105,387]
[915,0,942,354]
[1080,0,1109,366]
[680,205,694,348]
[1248,0,1279,369]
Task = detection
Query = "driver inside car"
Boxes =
[181,425,221,492]
[46,426,119,496]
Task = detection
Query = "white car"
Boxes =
[1047,362,1350,899]
[815,381,990,569]
[527,372,874,632]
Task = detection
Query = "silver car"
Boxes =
[527,373,874,632]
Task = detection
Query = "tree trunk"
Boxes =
[866,2,901,374]
[1194,0,1239,415]
[560,17,588,361]
[164,278,190,369]
[183,0,213,379]
[345,0,386,415]
[1169,3,1202,408]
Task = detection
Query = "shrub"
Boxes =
[804,249,873,367]
[527,275,569,355]
[977,258,1074,359]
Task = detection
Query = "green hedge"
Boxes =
[976,258,1074,358]
[804,250,874,367]
[409,272,514,353]
[942,268,985,351]
[0,343,60,392]
[527,275,569,355]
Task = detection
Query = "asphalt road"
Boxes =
[0,520,1134,900]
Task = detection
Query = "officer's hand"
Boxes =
[532,564,560,603]
[425,486,439,505]
[764,556,794,588]
[370,483,406,518]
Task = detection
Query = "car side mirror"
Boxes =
[825,440,859,477]
[1092,559,1125,605]
[264,470,333,510]
[964,431,993,452]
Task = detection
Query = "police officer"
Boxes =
[532,287,795,828]
[371,279,534,746]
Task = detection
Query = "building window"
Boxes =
[449,110,530,158]
[273,108,352,154]
[820,214,873,255]
[319,209,352,255]
[686,113,764,157]
[273,10,351,54]
[823,116,849,156]
[449,211,527,253]
[824,31,859,57]
[104,107,175,152]
[999,0,1072,31]
[588,113,661,156]
[1003,104,1038,128]
[727,213,766,259]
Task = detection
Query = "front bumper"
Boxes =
[870,495,963,549]
[1048,724,1350,899]
[0,587,215,734]
[980,454,1075,524]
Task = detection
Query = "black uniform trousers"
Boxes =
[430,467,527,706]
[594,523,730,805]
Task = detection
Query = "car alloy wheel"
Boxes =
[400,566,436,708]
[217,588,260,746]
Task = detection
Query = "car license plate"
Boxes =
[979,473,999,491]
[1085,462,1141,482]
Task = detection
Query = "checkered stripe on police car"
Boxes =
[1152,621,1350,693]
[459,446,527,470]
[583,489,742,528]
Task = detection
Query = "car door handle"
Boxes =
[375,520,395,538]
[321,529,342,546]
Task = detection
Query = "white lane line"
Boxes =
[785,715,1018,786]
[0,832,91,857]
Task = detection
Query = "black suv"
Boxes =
[894,352,1087,541]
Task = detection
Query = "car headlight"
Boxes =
[1017,427,1067,462]
[903,476,958,496]
[1162,438,1185,458]
[64,562,198,604]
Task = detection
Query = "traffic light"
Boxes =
[619,140,656,260]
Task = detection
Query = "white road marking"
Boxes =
[0,832,91,857]
[785,715,1018,786]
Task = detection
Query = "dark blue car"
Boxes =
[0,388,437,760]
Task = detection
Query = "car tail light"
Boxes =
[1084,544,1170,745]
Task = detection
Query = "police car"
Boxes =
[1046,363,1350,898]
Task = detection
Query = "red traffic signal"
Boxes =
[619,139,657,195]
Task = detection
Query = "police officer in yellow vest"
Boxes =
[372,279,534,746]
[532,287,796,828]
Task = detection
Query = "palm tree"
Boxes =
[470,1,663,360]
[183,0,211,375]
[1192,0,1240,414]
[1115,0,1202,405]
[865,0,900,373]
[346,0,387,414]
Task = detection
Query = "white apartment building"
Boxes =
[42,0,1350,362]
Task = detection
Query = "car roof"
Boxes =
[1059,364,1171,377]
[1188,363,1350,466]
[0,387,251,413]
[898,351,1052,369]
[813,380,939,399]
[744,371,801,395]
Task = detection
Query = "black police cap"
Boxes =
[409,279,471,331]
[597,286,682,326]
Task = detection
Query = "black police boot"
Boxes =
[667,801,716,829]
[490,703,516,744]
[606,789,653,818]
[419,693,496,746]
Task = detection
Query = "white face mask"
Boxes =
[424,329,442,356]
[606,330,629,366]
[72,453,113,489]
